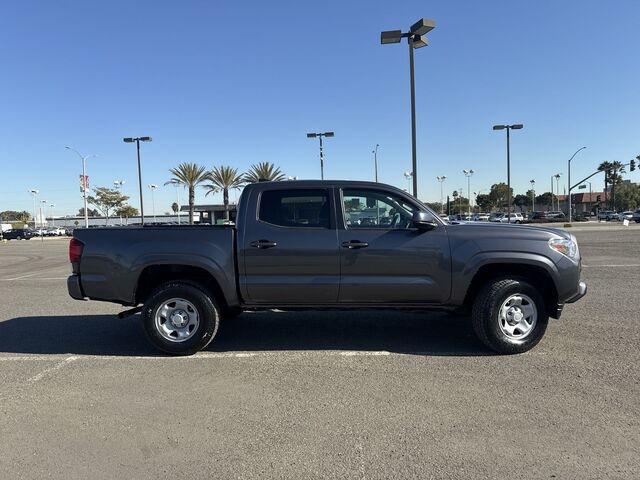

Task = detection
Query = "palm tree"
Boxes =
[598,161,613,209]
[165,163,208,224]
[204,165,244,221]
[609,161,626,211]
[244,162,285,183]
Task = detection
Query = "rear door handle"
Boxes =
[250,239,277,249]
[342,240,369,249]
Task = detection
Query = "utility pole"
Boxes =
[530,179,536,212]
[372,144,379,182]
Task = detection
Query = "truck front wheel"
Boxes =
[471,278,548,354]
[141,282,220,355]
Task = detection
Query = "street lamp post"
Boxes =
[567,146,587,223]
[462,169,474,215]
[530,179,536,212]
[114,180,125,225]
[40,200,47,231]
[372,144,380,182]
[306,132,334,180]
[28,189,39,228]
[553,173,562,211]
[49,204,55,227]
[436,175,446,213]
[493,124,524,223]
[148,184,158,223]
[65,146,96,228]
[381,18,436,199]
[123,136,152,225]
[404,171,413,192]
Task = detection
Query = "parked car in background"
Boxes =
[489,212,524,224]
[530,211,548,220]
[2,228,34,240]
[597,211,614,221]
[547,211,566,219]
[633,210,640,223]
[619,211,634,221]
[471,213,490,221]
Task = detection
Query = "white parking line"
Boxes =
[1,350,394,363]
[582,264,640,268]
[26,356,78,383]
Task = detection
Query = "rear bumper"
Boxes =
[67,274,86,300]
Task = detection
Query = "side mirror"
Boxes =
[412,211,438,230]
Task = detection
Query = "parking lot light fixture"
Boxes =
[123,136,153,225]
[492,124,524,223]
[381,18,436,198]
[148,184,158,223]
[554,173,562,211]
[463,169,474,215]
[28,189,39,228]
[404,171,413,192]
[307,132,334,180]
[530,179,536,212]
[436,176,446,213]
[65,146,96,228]
[567,146,587,223]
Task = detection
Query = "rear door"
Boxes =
[337,187,451,304]
[240,186,340,304]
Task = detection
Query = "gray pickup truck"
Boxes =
[68,180,586,355]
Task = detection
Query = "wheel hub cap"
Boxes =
[498,294,537,340]
[154,298,200,343]
[170,310,189,328]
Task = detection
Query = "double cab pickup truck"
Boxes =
[68,180,586,355]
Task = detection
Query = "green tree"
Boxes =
[488,183,513,209]
[0,211,31,222]
[204,165,245,220]
[115,205,139,223]
[535,192,553,209]
[513,194,530,212]
[87,187,129,225]
[165,163,209,224]
[598,161,614,209]
[615,182,640,211]
[608,161,626,210]
[475,194,492,212]
[244,162,285,183]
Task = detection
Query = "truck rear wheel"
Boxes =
[471,278,548,354]
[141,282,220,355]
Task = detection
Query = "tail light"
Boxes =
[69,238,84,264]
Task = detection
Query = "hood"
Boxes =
[446,221,570,240]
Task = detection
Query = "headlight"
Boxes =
[548,237,578,259]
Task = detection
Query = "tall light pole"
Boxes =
[28,189,39,228]
[40,200,47,230]
[436,175,446,213]
[372,144,380,182]
[381,18,436,199]
[530,179,536,212]
[554,173,562,211]
[567,146,587,223]
[123,136,152,225]
[114,180,125,225]
[404,171,413,192]
[493,124,524,223]
[306,132,334,180]
[462,169,474,215]
[65,146,96,228]
[49,204,55,227]
[148,184,158,223]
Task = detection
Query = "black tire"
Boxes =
[17,235,22,240]
[471,278,548,354]
[141,282,220,355]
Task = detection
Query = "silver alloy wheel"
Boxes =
[498,293,537,340]
[154,298,200,343]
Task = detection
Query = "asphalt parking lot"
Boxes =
[1,226,638,479]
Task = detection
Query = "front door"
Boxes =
[338,187,451,304]
[241,187,340,304]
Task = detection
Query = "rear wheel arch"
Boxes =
[135,264,229,310]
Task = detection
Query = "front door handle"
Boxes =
[342,240,369,249]
[250,239,277,249]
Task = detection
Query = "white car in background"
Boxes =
[619,211,634,221]
[489,212,525,224]
[472,213,490,221]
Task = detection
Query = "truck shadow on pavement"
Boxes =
[0,310,493,357]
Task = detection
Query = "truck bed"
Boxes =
[72,226,237,306]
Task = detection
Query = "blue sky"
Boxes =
[1,0,638,216]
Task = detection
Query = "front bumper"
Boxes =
[565,280,587,303]
[67,274,86,300]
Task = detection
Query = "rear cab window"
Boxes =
[258,189,331,229]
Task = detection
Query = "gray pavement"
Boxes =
[0,229,638,479]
